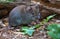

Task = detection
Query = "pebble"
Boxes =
[16,29,20,32]
[56,20,60,23]
[0,20,6,27]
[44,35,47,38]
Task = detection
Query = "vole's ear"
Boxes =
[35,4,40,9]
[35,4,40,12]
[26,6,32,12]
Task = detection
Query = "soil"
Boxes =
[34,0,60,9]
[0,15,60,39]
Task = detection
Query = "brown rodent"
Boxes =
[8,4,41,27]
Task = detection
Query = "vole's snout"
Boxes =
[38,13,41,19]
[35,13,41,19]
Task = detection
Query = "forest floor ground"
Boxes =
[0,15,60,39]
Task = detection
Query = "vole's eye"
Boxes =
[32,12,34,15]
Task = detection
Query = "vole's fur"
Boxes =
[9,4,40,27]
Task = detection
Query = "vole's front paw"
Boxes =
[7,26,14,30]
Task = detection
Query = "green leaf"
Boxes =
[0,0,14,3]
[30,24,41,29]
[57,24,60,28]
[47,24,57,30]
[47,31,57,39]
[40,14,56,25]
[21,27,29,30]
[57,33,60,39]
[25,29,35,36]
[46,14,56,22]
[21,23,41,36]
[21,26,35,36]
[47,24,60,39]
